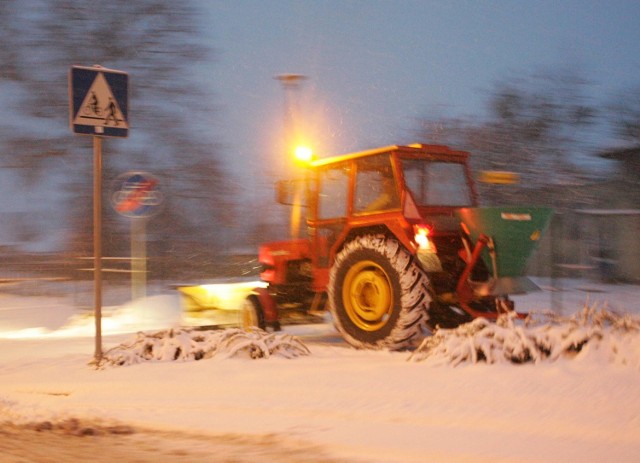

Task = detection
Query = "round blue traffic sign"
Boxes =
[111,172,163,218]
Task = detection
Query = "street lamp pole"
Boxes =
[275,74,308,239]
[275,74,307,177]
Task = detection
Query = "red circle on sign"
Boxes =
[111,172,163,218]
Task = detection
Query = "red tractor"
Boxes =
[245,144,552,350]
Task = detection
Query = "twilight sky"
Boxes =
[4,1,640,252]
[200,0,640,185]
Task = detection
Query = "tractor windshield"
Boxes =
[353,154,401,214]
[401,159,473,207]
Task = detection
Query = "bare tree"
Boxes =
[607,85,640,144]
[416,69,598,210]
[0,1,234,274]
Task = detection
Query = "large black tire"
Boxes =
[328,235,431,350]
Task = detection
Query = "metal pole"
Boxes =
[275,74,307,239]
[131,218,147,300]
[93,135,103,362]
[550,214,559,313]
[275,74,306,176]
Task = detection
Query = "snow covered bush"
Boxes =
[409,305,640,367]
[95,328,310,368]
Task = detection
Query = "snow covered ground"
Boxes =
[0,278,639,462]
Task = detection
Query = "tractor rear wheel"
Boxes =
[328,235,431,350]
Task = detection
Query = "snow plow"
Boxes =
[174,279,268,329]
[244,143,552,350]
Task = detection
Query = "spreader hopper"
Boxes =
[456,206,553,295]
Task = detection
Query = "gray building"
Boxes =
[574,146,640,283]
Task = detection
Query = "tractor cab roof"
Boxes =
[310,143,470,168]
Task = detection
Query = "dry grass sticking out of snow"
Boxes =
[95,328,311,368]
[410,305,640,367]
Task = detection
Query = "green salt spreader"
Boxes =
[456,206,554,297]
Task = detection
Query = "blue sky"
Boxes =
[200,0,640,186]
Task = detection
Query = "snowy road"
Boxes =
[0,279,639,462]
[1,421,343,462]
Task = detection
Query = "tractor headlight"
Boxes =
[413,224,443,272]
[414,224,434,251]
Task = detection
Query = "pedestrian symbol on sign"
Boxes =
[84,92,101,117]
[105,98,119,126]
[74,72,127,128]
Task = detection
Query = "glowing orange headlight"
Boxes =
[413,224,435,251]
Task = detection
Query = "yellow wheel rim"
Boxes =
[342,260,393,331]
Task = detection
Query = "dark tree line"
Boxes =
[0,1,234,276]
[607,84,640,144]
[416,69,639,212]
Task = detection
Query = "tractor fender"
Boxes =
[251,287,278,324]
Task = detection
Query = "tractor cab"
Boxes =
[302,144,477,287]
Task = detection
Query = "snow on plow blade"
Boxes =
[456,206,553,295]
[173,279,268,327]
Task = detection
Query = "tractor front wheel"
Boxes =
[329,235,431,350]
[242,295,266,330]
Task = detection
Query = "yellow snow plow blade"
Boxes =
[175,280,267,312]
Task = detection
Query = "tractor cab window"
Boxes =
[401,159,472,207]
[317,163,349,219]
[354,154,400,214]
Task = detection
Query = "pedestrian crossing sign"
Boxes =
[69,65,129,137]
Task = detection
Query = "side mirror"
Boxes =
[275,179,307,207]
[479,171,520,185]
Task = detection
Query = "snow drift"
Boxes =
[96,304,640,372]
[410,305,640,367]
[96,327,311,367]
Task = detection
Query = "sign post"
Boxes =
[111,172,163,302]
[69,65,129,363]
[93,136,102,362]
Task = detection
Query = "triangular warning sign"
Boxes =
[73,72,128,129]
